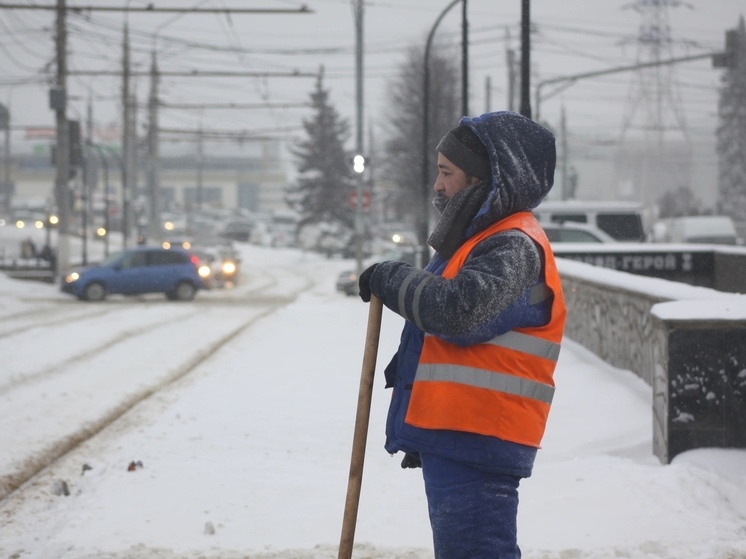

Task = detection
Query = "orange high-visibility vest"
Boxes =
[405,211,566,448]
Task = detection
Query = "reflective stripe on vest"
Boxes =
[416,363,555,404]
[486,330,561,362]
[404,211,567,448]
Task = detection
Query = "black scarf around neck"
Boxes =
[427,181,491,260]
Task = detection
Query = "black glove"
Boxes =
[400,452,422,469]
[358,263,379,303]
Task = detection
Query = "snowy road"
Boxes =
[1,243,745,559]
[0,251,315,500]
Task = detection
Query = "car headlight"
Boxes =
[65,272,80,283]
[221,261,236,275]
[198,265,211,278]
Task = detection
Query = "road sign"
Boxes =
[348,190,371,209]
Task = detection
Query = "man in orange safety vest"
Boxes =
[358,111,566,559]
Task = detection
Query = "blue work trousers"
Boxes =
[420,453,522,559]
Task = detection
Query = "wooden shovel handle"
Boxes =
[338,295,383,559]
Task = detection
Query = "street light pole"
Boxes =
[533,52,719,122]
[100,149,110,257]
[353,0,365,276]
[420,0,464,268]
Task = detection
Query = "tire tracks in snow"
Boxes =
[0,266,315,504]
[0,305,117,340]
[0,309,199,395]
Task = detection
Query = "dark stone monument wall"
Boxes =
[651,316,746,463]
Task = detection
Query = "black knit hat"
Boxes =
[436,124,491,179]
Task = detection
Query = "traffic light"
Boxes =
[50,119,82,169]
[713,27,742,68]
[69,120,82,166]
[353,154,365,173]
[0,103,8,130]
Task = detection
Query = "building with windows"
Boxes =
[3,141,290,223]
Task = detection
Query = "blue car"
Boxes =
[61,246,204,302]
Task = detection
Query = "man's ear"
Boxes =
[468,175,482,186]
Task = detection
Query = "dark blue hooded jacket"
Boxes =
[367,111,557,477]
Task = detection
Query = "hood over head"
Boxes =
[460,111,556,233]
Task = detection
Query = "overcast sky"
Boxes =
[0,0,742,161]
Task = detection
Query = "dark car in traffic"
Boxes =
[61,246,204,301]
[190,246,240,288]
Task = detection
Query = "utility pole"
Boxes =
[52,0,70,277]
[130,87,138,242]
[196,124,204,212]
[122,23,133,247]
[484,76,492,113]
[0,103,10,217]
[462,0,468,116]
[147,51,160,244]
[83,95,94,265]
[560,105,567,200]
[506,27,517,112]
[520,0,531,119]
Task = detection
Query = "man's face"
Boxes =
[434,153,479,199]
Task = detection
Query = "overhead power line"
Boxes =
[158,126,302,142]
[160,102,310,110]
[0,4,313,14]
[70,69,318,78]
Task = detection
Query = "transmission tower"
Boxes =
[617,0,692,204]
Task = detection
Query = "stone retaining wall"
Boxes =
[557,258,746,463]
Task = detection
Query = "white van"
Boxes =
[652,215,740,245]
[532,200,650,242]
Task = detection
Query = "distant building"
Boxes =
[5,141,290,219]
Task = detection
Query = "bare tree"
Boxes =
[380,43,461,226]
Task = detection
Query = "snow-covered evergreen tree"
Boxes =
[716,16,746,223]
[286,68,355,231]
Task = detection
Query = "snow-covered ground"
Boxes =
[0,232,745,559]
